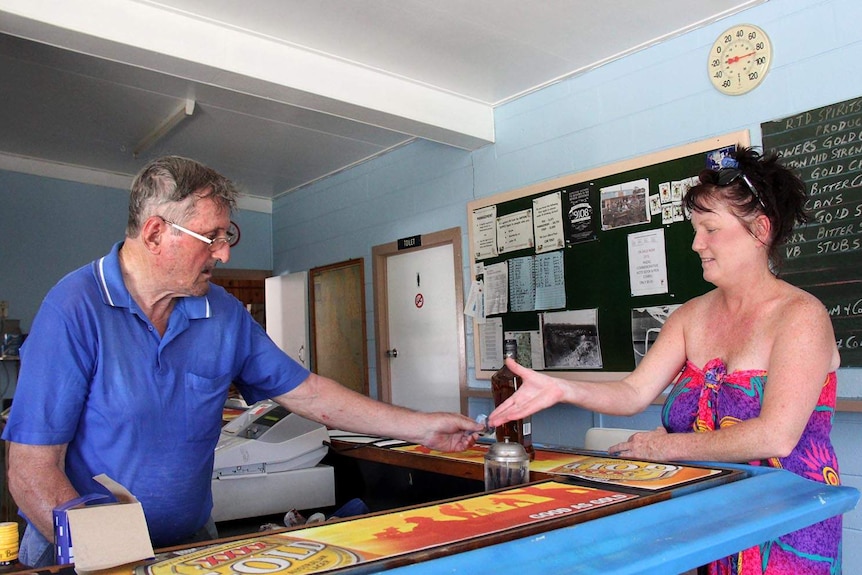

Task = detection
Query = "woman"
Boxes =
[488,147,842,574]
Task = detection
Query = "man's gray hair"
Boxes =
[127,156,238,237]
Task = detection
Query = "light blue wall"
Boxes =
[272,140,477,396]
[0,171,128,333]
[271,0,862,568]
[0,169,273,398]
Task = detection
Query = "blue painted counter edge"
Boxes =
[382,464,860,575]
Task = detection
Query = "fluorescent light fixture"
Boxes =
[133,98,195,158]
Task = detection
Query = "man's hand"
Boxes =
[417,412,484,452]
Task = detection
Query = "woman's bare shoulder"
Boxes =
[673,289,716,318]
[774,281,840,369]
[773,282,837,348]
[780,281,831,317]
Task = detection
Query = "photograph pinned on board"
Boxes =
[540,309,602,369]
[599,179,650,231]
[504,330,545,370]
[631,305,681,367]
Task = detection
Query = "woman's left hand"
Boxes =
[607,426,668,460]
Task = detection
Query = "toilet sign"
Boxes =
[397,235,422,250]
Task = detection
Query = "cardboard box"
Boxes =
[53,474,154,572]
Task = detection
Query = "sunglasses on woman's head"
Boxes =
[717,157,766,210]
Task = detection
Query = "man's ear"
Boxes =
[140,216,165,252]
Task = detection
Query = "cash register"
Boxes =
[211,399,335,522]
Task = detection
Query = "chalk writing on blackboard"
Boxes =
[762,96,862,366]
[827,295,862,354]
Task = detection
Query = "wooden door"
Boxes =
[310,259,368,396]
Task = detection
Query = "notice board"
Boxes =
[762,96,862,367]
[468,131,748,379]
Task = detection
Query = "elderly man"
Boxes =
[3,156,480,567]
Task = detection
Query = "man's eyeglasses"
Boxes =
[717,158,766,210]
[157,216,235,251]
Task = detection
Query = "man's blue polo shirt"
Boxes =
[2,242,310,547]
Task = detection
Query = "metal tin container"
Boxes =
[484,438,530,491]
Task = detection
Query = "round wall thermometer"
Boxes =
[228,221,241,247]
[708,24,772,95]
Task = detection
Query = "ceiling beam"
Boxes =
[0,0,495,150]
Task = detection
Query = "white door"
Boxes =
[386,244,461,413]
[265,271,309,368]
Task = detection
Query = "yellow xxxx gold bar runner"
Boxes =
[394,444,722,490]
[137,481,648,575]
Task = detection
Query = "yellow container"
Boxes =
[0,522,19,564]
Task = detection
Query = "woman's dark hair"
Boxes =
[683,146,809,269]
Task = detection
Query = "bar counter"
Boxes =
[6,440,859,575]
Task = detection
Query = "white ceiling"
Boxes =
[0,0,765,204]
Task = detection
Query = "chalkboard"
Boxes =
[468,132,749,379]
[762,97,862,367]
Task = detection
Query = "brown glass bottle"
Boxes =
[491,339,535,460]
